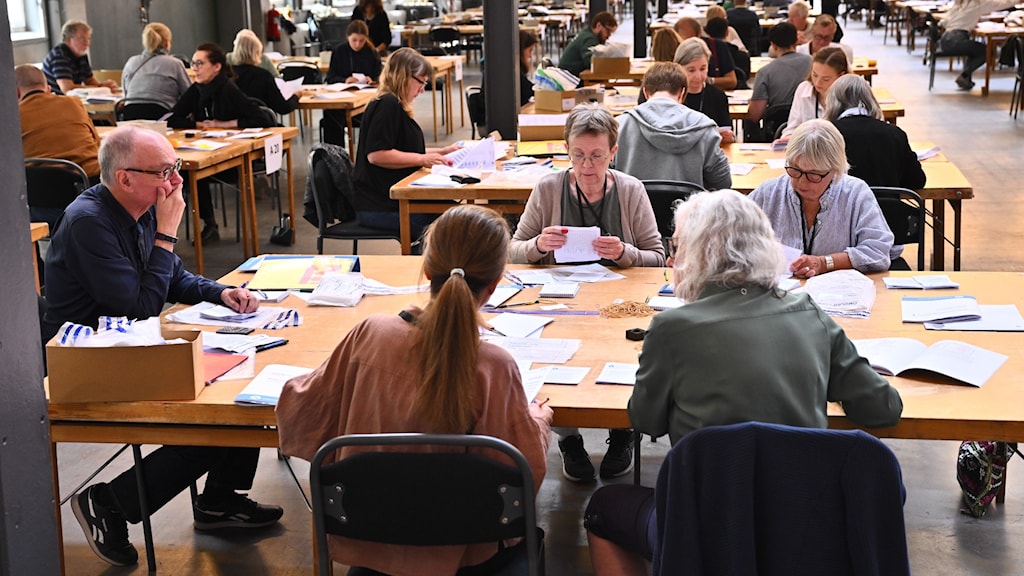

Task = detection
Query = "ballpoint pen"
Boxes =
[536,397,550,407]
[498,300,540,308]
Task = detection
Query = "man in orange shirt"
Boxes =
[17,64,101,179]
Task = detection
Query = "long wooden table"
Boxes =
[298,89,376,157]
[582,55,878,86]
[46,261,1024,572]
[727,86,905,123]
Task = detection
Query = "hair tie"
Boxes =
[450,268,465,278]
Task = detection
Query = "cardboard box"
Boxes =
[534,88,606,113]
[591,57,630,75]
[518,113,567,141]
[47,329,205,403]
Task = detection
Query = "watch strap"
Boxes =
[155,232,178,244]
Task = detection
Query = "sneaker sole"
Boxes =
[193,518,280,530]
[71,493,136,567]
[599,459,635,480]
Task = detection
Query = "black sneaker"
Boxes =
[558,434,595,482]
[600,429,635,479]
[193,493,283,530]
[71,483,139,566]
[200,224,220,243]
[955,76,975,90]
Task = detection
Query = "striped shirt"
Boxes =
[42,43,92,94]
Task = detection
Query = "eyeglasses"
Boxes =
[125,158,183,182]
[666,237,680,259]
[785,165,830,184]
[569,152,610,165]
[411,76,428,87]
[191,60,207,69]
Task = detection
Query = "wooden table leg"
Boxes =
[952,195,962,271]
[188,171,205,276]
[931,198,945,271]
[242,155,257,258]
[399,200,412,255]
[983,36,995,96]
[431,68,440,141]
[459,77,465,128]
[33,242,41,293]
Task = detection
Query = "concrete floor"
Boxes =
[55,14,1024,576]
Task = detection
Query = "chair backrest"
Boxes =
[278,61,323,85]
[24,158,89,211]
[641,180,706,241]
[246,96,281,127]
[429,26,462,51]
[417,45,448,57]
[319,17,351,51]
[310,433,540,576]
[654,422,909,576]
[872,186,925,271]
[119,101,170,121]
[466,86,486,135]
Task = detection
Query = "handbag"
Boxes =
[270,213,293,246]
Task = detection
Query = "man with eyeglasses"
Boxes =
[42,20,119,95]
[558,11,619,79]
[796,15,853,61]
[43,126,282,567]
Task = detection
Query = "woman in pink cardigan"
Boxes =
[277,205,552,576]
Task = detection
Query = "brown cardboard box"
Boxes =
[518,114,567,141]
[534,88,606,113]
[591,57,630,75]
[47,329,205,403]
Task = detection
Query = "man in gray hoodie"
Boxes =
[615,62,732,191]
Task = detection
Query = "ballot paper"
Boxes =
[444,136,497,171]
[595,362,640,385]
[554,226,601,263]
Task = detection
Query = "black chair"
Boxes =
[278,60,323,85]
[118,101,171,121]
[307,147,398,254]
[318,17,351,52]
[466,85,486,138]
[757,104,791,143]
[926,13,959,90]
[653,422,909,575]
[727,44,751,90]
[1009,34,1024,118]
[872,186,926,271]
[311,433,542,576]
[24,158,89,231]
[429,26,462,54]
[641,180,707,246]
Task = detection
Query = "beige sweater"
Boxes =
[509,169,666,267]
[277,313,551,575]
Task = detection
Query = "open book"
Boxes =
[851,338,1007,387]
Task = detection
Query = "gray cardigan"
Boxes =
[510,169,665,267]
[122,51,192,110]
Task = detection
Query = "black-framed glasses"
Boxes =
[666,237,679,259]
[191,60,207,69]
[411,76,428,87]
[784,165,830,184]
[125,158,183,182]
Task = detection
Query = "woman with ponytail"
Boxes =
[277,205,553,575]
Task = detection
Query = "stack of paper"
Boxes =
[901,295,981,323]
[483,336,581,363]
[234,364,314,406]
[884,275,959,289]
[803,269,876,318]
[199,305,260,322]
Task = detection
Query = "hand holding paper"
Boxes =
[554,226,601,263]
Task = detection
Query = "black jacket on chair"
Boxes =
[833,115,926,191]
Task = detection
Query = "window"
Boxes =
[8,0,45,41]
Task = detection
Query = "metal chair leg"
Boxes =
[131,445,157,574]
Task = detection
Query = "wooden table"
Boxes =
[423,55,466,142]
[236,127,301,257]
[974,22,1024,96]
[727,86,905,123]
[726,141,972,271]
[750,55,879,84]
[580,55,879,87]
[31,221,49,292]
[298,89,376,157]
[45,261,1024,572]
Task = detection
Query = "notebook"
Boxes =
[539,282,580,298]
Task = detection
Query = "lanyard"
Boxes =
[801,216,819,255]
[575,176,609,234]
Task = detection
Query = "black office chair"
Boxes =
[466,85,486,138]
[278,60,323,85]
[118,101,171,121]
[311,433,542,576]
[872,186,926,271]
[1009,34,1024,118]
[641,180,707,246]
[24,158,89,231]
[751,104,791,143]
[307,147,399,254]
[429,26,462,54]
[319,17,351,51]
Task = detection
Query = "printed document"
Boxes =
[851,338,1007,387]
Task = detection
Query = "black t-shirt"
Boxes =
[705,38,736,78]
[684,84,731,129]
[352,93,426,213]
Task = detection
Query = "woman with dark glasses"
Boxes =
[749,119,897,277]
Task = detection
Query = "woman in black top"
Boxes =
[351,0,391,55]
[230,31,300,116]
[824,75,925,190]
[326,20,383,84]
[674,38,734,144]
[168,43,267,242]
[352,48,459,244]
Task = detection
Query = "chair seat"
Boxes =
[322,220,401,242]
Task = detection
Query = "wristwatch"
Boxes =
[824,255,835,272]
[154,232,178,244]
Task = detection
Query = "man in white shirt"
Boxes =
[796,15,854,62]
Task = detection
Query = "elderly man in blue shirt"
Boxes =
[43,126,282,567]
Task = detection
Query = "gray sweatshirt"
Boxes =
[615,96,732,190]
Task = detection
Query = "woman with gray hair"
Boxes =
[824,75,925,191]
[511,102,663,483]
[121,22,191,118]
[673,38,734,143]
[584,189,903,576]
[749,119,897,276]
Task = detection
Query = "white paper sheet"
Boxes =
[488,313,554,338]
[595,362,639,385]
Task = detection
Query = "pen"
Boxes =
[536,397,550,407]
[498,300,540,308]
[240,281,249,289]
